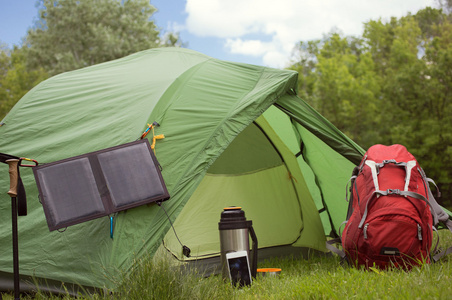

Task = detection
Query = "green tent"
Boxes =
[0,48,364,292]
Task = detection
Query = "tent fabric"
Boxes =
[259,104,362,236]
[162,113,328,260]
[275,94,364,165]
[0,47,364,291]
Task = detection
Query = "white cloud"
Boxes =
[184,0,436,67]
[224,37,295,68]
[225,39,272,56]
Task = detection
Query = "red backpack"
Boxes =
[328,144,452,269]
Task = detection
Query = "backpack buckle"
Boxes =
[387,189,401,195]
[382,159,397,164]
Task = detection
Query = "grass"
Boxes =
[2,230,452,299]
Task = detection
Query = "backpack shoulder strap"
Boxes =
[345,166,360,220]
[433,246,452,262]
[418,169,452,262]
[326,219,350,260]
[326,237,347,259]
[428,184,452,230]
[429,189,452,262]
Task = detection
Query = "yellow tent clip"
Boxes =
[151,134,165,152]
[139,122,165,153]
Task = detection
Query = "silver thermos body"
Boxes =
[218,207,258,279]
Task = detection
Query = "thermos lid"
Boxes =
[221,206,245,220]
[219,206,251,230]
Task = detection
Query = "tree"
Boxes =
[289,39,320,102]
[419,12,452,201]
[26,0,182,75]
[0,46,48,119]
[290,6,452,207]
[366,11,452,205]
[290,33,381,147]
[437,0,452,15]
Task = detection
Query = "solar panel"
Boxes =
[33,139,169,231]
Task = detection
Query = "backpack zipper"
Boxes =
[363,222,422,240]
[417,224,423,240]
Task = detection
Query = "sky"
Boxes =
[0,0,438,68]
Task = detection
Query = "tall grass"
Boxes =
[2,231,452,299]
[107,254,233,300]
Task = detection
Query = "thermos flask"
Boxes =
[218,206,258,279]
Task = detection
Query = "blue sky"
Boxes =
[0,0,437,68]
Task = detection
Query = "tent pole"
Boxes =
[11,192,20,300]
[6,159,20,300]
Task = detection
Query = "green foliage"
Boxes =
[26,0,181,75]
[290,33,381,148]
[0,46,48,119]
[290,6,452,207]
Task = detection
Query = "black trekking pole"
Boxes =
[6,158,21,300]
